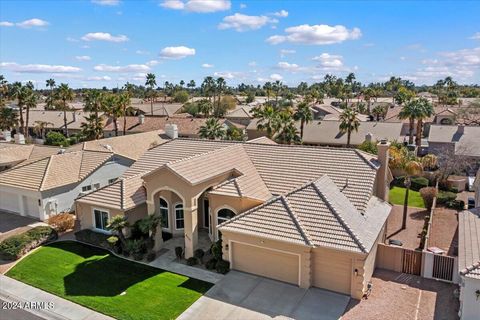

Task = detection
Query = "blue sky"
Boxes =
[0,0,479,89]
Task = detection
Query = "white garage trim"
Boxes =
[228,239,302,286]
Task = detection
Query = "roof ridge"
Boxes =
[167,143,242,167]
[353,149,379,170]
[38,156,53,191]
[312,179,367,253]
[280,196,313,246]
[461,261,480,275]
[78,149,86,181]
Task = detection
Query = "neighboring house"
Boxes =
[0,143,60,171]
[458,207,480,320]
[225,106,254,127]
[24,110,105,136]
[246,119,403,147]
[132,102,183,117]
[75,138,392,299]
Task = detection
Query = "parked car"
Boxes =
[468,197,475,209]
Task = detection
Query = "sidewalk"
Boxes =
[0,275,115,320]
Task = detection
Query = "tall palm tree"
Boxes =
[215,77,226,113]
[145,73,156,115]
[118,92,134,135]
[0,107,18,131]
[187,80,196,93]
[10,82,26,135]
[202,76,215,104]
[263,82,272,104]
[33,121,53,139]
[252,105,280,139]
[83,90,103,118]
[371,105,385,121]
[339,107,360,147]
[198,99,213,118]
[102,94,122,136]
[398,100,423,145]
[293,102,313,140]
[80,114,104,140]
[0,75,8,108]
[46,78,56,110]
[276,111,300,144]
[199,118,225,140]
[24,85,38,139]
[415,98,434,150]
[57,83,74,137]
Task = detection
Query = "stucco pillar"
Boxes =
[153,222,163,251]
[184,205,198,258]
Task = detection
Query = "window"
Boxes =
[108,178,118,184]
[175,203,184,229]
[93,209,109,230]
[93,183,100,190]
[82,185,92,192]
[217,208,235,226]
[160,198,169,229]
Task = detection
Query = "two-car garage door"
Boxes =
[0,191,40,218]
[230,242,299,285]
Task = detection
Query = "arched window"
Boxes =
[160,198,169,229]
[217,208,235,226]
[175,203,184,229]
[440,118,453,125]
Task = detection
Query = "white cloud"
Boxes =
[277,61,301,72]
[81,32,129,42]
[240,3,246,9]
[202,63,214,68]
[17,18,49,28]
[273,10,288,17]
[218,13,277,32]
[0,21,14,27]
[146,60,160,66]
[91,0,120,6]
[75,55,91,61]
[93,64,150,72]
[470,32,480,40]
[280,49,295,57]
[135,50,150,55]
[66,37,79,42]
[86,75,112,81]
[267,24,361,45]
[312,53,344,69]
[0,62,81,73]
[214,71,235,79]
[160,0,231,13]
[248,61,257,67]
[159,46,196,59]
[269,73,283,81]
[441,47,480,67]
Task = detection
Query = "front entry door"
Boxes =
[203,199,209,229]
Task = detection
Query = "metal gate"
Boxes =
[402,249,422,275]
[432,255,455,282]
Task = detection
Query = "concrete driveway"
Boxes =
[0,211,45,242]
[178,271,350,320]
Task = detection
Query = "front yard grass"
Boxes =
[389,186,426,208]
[6,241,213,320]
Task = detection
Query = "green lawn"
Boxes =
[6,241,213,320]
[389,186,426,208]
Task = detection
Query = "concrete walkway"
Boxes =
[0,275,115,320]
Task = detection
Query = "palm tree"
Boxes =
[139,214,161,247]
[215,77,226,114]
[187,80,196,93]
[107,215,129,248]
[198,99,213,118]
[46,78,56,110]
[398,100,423,145]
[201,76,215,104]
[415,98,434,150]
[252,105,280,139]
[339,107,360,147]
[0,107,18,131]
[276,112,300,144]
[10,82,26,135]
[293,102,313,140]
[80,114,104,141]
[371,105,385,121]
[24,86,38,139]
[199,118,225,140]
[118,92,134,135]
[263,82,272,103]
[0,75,8,108]
[57,83,74,137]
[102,94,121,136]
[33,121,53,139]
[145,73,156,115]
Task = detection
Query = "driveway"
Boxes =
[177,271,350,320]
[0,211,46,242]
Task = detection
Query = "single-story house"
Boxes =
[458,207,480,320]
[0,143,60,171]
[225,106,254,127]
[75,137,392,299]
[132,102,183,117]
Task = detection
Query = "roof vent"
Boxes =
[103,144,113,151]
[380,138,388,145]
[58,148,66,154]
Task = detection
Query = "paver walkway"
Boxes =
[0,275,114,320]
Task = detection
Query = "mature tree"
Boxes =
[293,102,313,140]
[10,82,26,134]
[398,99,423,145]
[187,80,196,91]
[394,86,415,106]
[0,75,8,108]
[215,77,226,114]
[24,84,38,139]
[81,114,104,140]
[198,99,213,118]
[252,105,280,138]
[339,107,360,147]
[414,98,434,149]
[456,100,480,125]
[145,73,157,115]
[276,112,300,144]
[45,78,56,110]
[33,121,53,139]
[371,105,386,121]
[83,90,103,118]
[201,76,215,103]
[57,83,74,137]
[118,92,134,135]
[272,80,283,105]
[0,107,18,131]
[199,118,225,140]
[263,82,273,103]
[102,94,121,136]
[225,126,244,141]
[297,82,308,98]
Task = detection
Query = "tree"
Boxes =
[138,214,161,247]
[199,118,225,140]
[33,121,53,139]
[187,80,196,92]
[45,131,69,147]
[80,114,104,140]
[198,99,213,118]
[276,112,300,144]
[394,86,415,106]
[0,107,18,131]
[102,94,121,136]
[23,84,38,139]
[371,105,386,121]
[252,104,280,138]
[107,215,129,248]
[46,78,56,110]
[57,83,74,137]
[173,90,189,103]
[118,92,134,135]
[214,95,236,117]
[145,73,157,115]
[398,99,423,145]
[225,126,244,141]
[215,77,226,114]
[0,75,8,108]
[10,82,26,135]
[414,98,434,150]
[293,102,313,140]
[263,82,273,103]
[339,107,360,147]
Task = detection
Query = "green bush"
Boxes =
[357,140,378,155]
[391,176,405,188]
[186,257,198,266]
[437,191,457,205]
[107,236,119,248]
[410,177,429,191]
[194,249,205,264]
[211,240,223,260]
[0,226,57,260]
[215,259,230,274]
[45,131,69,147]
[446,200,465,210]
[74,229,111,248]
[174,90,189,103]
[205,258,217,270]
[175,246,183,259]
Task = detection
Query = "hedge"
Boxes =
[74,229,111,249]
[0,226,58,260]
[437,191,457,205]
[392,176,429,192]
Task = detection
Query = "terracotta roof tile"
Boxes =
[458,208,480,279]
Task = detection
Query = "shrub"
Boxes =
[132,252,144,261]
[357,140,378,155]
[419,187,438,211]
[437,191,457,205]
[146,251,156,262]
[211,240,223,260]
[47,213,75,232]
[194,249,205,264]
[74,229,111,248]
[186,257,198,266]
[174,90,189,103]
[215,259,230,274]
[205,258,217,270]
[446,200,465,210]
[130,220,149,240]
[45,131,69,147]
[410,177,429,191]
[175,246,183,259]
[0,226,57,260]
[126,239,146,255]
[107,236,119,248]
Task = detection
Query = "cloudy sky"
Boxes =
[0,0,479,88]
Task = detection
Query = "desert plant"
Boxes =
[194,248,205,264]
[437,191,457,205]
[47,213,75,232]
[186,257,198,266]
[175,246,183,259]
[215,260,230,274]
[419,187,438,211]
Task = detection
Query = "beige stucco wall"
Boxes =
[153,189,184,236]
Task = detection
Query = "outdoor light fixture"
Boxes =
[354,268,358,276]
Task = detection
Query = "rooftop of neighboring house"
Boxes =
[458,208,480,279]
[0,143,61,167]
[225,105,254,119]
[23,110,104,130]
[68,130,168,161]
[384,105,464,124]
[77,138,390,255]
[131,102,183,117]
[0,149,115,191]
[103,116,226,137]
[428,125,480,157]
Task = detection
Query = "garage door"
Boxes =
[231,242,299,285]
[22,196,40,218]
[0,191,20,213]
[312,250,352,294]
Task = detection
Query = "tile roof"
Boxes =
[428,125,480,157]
[458,208,480,279]
[24,110,104,130]
[219,175,391,253]
[132,103,183,117]
[0,150,113,191]
[226,106,254,119]
[0,143,60,166]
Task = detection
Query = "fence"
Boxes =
[422,251,459,283]
[377,244,422,276]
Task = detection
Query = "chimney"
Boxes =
[375,139,390,201]
[72,111,77,122]
[165,123,178,139]
[138,114,145,125]
[365,132,373,143]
